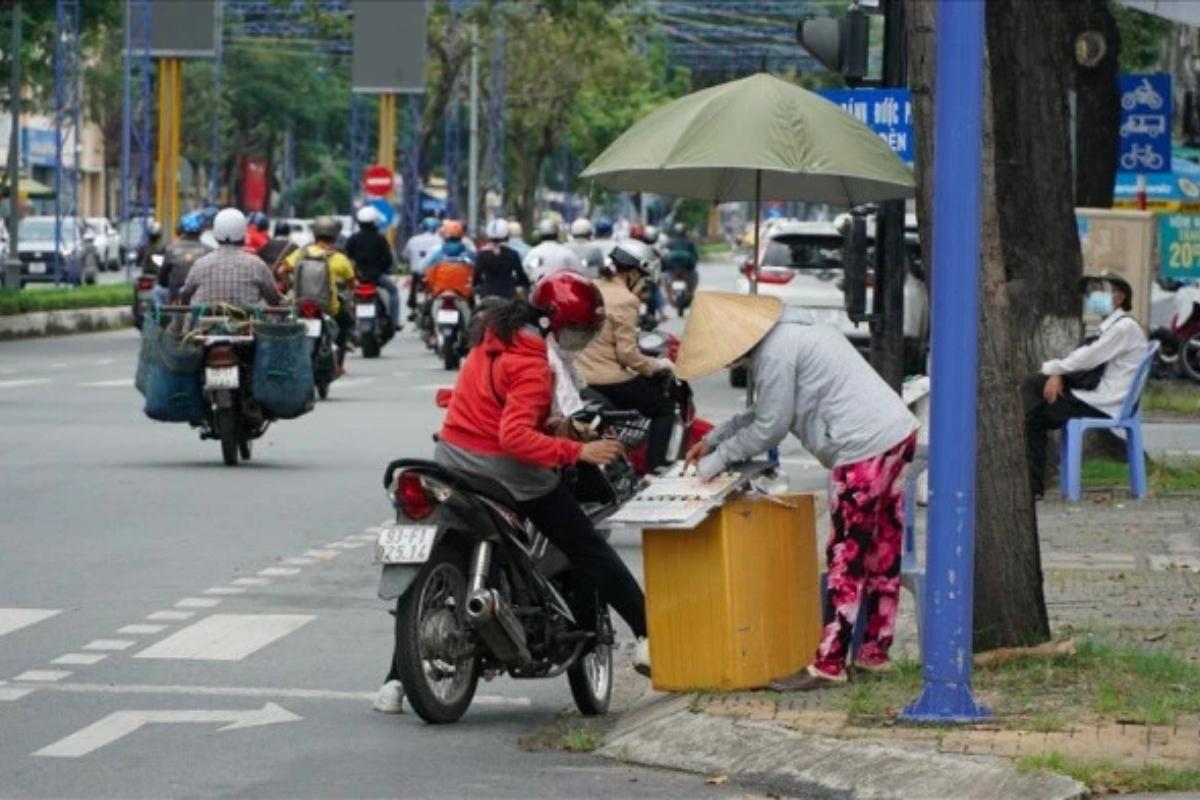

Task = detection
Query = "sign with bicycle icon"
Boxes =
[1118,74,1171,175]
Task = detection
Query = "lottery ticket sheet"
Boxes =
[603,461,775,529]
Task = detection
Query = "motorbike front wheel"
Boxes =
[567,608,613,717]
[1180,333,1200,383]
[216,407,239,466]
[395,548,480,724]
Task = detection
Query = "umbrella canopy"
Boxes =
[0,176,55,199]
[580,73,915,207]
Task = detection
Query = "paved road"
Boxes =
[0,323,752,798]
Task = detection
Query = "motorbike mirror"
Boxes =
[842,214,869,318]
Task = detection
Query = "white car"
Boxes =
[274,218,314,249]
[85,217,122,271]
[733,219,929,385]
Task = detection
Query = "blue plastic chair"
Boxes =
[1058,341,1160,502]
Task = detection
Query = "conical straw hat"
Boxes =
[675,292,784,380]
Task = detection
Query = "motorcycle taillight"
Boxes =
[207,346,238,367]
[136,276,154,291]
[396,472,439,520]
[297,299,322,319]
[355,284,378,299]
[441,297,457,310]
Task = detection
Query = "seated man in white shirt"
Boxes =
[1022,272,1148,499]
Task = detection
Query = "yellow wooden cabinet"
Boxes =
[641,494,822,692]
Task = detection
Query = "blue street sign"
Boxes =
[1118,73,1171,175]
[369,198,396,228]
[819,89,914,164]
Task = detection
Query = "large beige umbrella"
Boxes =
[580,73,915,278]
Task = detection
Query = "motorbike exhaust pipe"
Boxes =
[465,588,531,667]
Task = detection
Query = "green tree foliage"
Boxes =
[1111,4,1170,71]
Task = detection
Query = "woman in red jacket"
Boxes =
[438,272,650,667]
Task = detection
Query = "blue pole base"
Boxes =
[899,681,992,724]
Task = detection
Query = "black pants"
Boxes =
[590,377,674,472]
[384,481,647,683]
[1022,374,1107,495]
[334,308,353,366]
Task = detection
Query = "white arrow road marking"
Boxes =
[135,614,313,661]
[0,608,60,637]
[33,702,302,758]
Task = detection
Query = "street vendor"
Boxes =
[679,292,918,691]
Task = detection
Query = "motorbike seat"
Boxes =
[383,458,519,510]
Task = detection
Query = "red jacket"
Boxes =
[439,327,583,468]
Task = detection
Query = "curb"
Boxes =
[0,307,132,340]
[598,695,1088,800]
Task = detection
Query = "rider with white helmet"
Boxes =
[567,217,605,279]
[179,208,282,308]
[524,217,585,283]
[346,205,401,331]
[473,218,530,300]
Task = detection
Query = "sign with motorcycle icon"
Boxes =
[1118,73,1171,174]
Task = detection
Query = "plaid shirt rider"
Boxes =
[180,246,282,308]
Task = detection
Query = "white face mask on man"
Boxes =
[1087,291,1114,317]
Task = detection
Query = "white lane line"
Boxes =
[230,577,270,587]
[325,541,367,550]
[0,688,35,701]
[348,533,379,542]
[77,379,133,388]
[259,567,300,577]
[147,611,195,622]
[303,550,338,560]
[49,363,68,369]
[51,653,109,666]
[0,379,52,389]
[175,597,221,609]
[332,377,377,389]
[280,558,316,566]
[201,587,245,596]
[14,670,72,683]
[95,359,116,366]
[83,639,136,651]
[134,614,315,661]
[0,608,61,637]
[117,624,168,635]
[21,681,533,706]
[410,383,450,392]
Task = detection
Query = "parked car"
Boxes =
[86,217,123,271]
[733,219,929,385]
[16,216,97,287]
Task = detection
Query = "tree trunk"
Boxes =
[906,0,937,287]
[1069,0,1121,209]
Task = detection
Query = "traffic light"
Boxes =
[796,5,869,83]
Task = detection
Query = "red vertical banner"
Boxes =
[241,156,268,211]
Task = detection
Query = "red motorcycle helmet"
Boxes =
[530,271,605,352]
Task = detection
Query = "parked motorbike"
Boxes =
[296,298,339,400]
[1154,283,1200,382]
[355,282,396,359]
[432,291,471,371]
[376,406,643,725]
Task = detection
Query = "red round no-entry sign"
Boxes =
[363,165,394,197]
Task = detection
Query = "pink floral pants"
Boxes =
[815,432,916,676]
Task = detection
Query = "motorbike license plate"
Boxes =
[671,280,688,293]
[301,319,322,338]
[356,304,376,319]
[374,525,438,564]
[205,366,239,389]
[29,262,45,275]
[435,309,460,325]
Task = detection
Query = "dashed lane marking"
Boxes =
[83,640,137,651]
[0,688,35,702]
[147,611,195,621]
[0,608,60,638]
[117,624,168,635]
[175,597,221,609]
[14,670,72,682]
[303,550,339,560]
[134,614,315,661]
[0,379,52,389]
[201,587,245,596]
[77,379,133,388]
[280,557,316,566]
[230,578,270,587]
[51,654,109,666]
[259,567,300,577]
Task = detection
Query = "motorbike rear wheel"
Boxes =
[216,408,239,467]
[442,339,460,371]
[316,380,330,400]
[395,547,480,724]
[567,608,613,717]
[361,330,380,359]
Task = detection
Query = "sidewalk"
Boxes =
[600,494,1200,800]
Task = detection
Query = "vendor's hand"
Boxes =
[1043,374,1064,404]
[578,439,624,466]
[684,440,712,471]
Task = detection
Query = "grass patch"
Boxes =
[1144,381,1200,419]
[1082,458,1200,493]
[0,284,130,316]
[1018,753,1200,794]
[561,729,598,753]
[699,241,733,257]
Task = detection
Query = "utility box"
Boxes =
[641,494,821,692]
[1075,208,1155,326]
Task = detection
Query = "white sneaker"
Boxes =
[372,679,404,714]
[634,637,652,678]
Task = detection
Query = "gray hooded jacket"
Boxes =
[699,307,918,476]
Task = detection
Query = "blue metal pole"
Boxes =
[900,0,990,724]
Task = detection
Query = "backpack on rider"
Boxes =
[293,248,333,311]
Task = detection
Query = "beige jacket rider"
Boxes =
[576,278,659,386]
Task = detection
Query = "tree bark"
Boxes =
[1069,0,1121,209]
[906,0,937,288]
